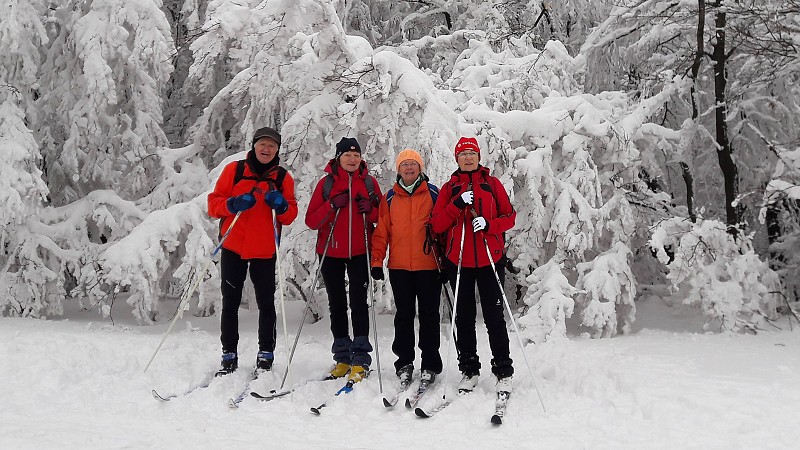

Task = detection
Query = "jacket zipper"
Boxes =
[348,174,353,258]
[469,176,479,267]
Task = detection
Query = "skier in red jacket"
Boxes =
[305,137,381,383]
[430,137,516,395]
[207,126,298,376]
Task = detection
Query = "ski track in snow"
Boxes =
[1,298,799,449]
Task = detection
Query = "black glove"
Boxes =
[371,267,384,281]
[453,191,473,209]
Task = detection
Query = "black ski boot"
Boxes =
[396,364,413,388]
[215,352,238,377]
[256,351,274,372]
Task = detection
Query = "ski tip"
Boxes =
[228,398,239,409]
[151,390,170,402]
[382,398,395,408]
[414,407,431,418]
[251,390,291,401]
[404,398,412,409]
[310,407,322,416]
[491,414,503,425]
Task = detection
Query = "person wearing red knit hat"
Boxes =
[430,136,516,396]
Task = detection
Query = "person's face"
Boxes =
[339,151,362,172]
[456,150,479,171]
[398,160,421,185]
[254,137,279,164]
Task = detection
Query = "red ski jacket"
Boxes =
[430,166,515,268]
[305,160,381,258]
[207,155,298,259]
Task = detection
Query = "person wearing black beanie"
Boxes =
[334,137,361,159]
[304,136,382,384]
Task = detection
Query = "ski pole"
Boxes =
[144,211,244,373]
[364,212,383,394]
[426,225,456,322]
[442,213,467,399]
[273,208,291,391]
[276,208,340,390]
[470,207,546,413]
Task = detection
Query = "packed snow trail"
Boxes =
[2,299,800,449]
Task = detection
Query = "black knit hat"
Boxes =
[335,137,361,159]
[252,126,281,149]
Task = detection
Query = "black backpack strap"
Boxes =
[232,159,287,192]
[265,166,287,192]
[322,173,374,201]
[233,160,247,186]
[365,176,376,201]
[321,174,335,201]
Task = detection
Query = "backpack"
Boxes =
[233,160,287,192]
[448,172,497,205]
[320,172,377,202]
[218,160,288,240]
[384,182,443,263]
[385,183,439,208]
[445,173,520,273]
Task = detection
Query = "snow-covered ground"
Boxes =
[2,297,799,449]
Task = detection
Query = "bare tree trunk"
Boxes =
[711,4,740,234]
[691,0,705,119]
[682,0,705,224]
[680,162,696,222]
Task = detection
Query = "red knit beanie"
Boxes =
[454,137,480,160]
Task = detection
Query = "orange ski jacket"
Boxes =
[371,179,438,271]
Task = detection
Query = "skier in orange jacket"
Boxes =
[371,149,443,389]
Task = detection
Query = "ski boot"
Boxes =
[215,352,238,377]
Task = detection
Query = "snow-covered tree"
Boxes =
[0,0,51,317]
[3,0,797,337]
[37,0,175,205]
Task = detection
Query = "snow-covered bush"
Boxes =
[518,260,576,343]
[650,218,781,332]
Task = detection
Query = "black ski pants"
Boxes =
[219,248,277,354]
[320,254,373,368]
[445,259,513,379]
[388,269,443,373]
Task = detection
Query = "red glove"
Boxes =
[330,191,349,209]
[356,197,373,214]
